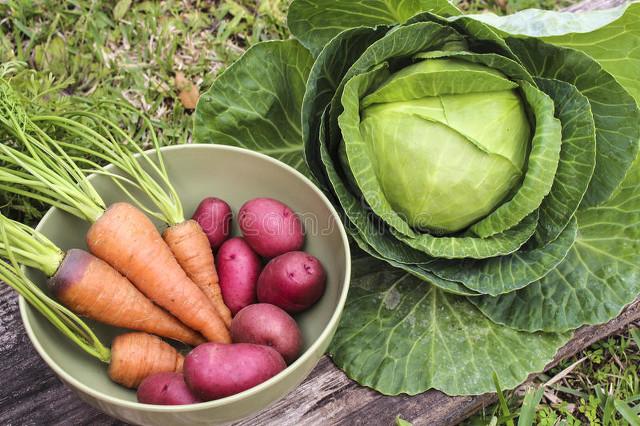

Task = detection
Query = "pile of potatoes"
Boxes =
[137,197,326,405]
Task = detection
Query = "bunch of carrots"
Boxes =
[0,78,234,389]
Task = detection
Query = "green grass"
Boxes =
[0,0,288,222]
[2,1,639,424]
[1,0,288,116]
[465,326,640,425]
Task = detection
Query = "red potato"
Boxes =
[217,237,262,316]
[137,372,201,405]
[231,304,303,364]
[257,251,326,313]
[238,198,304,258]
[184,343,286,401]
[191,197,233,250]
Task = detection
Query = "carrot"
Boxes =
[0,213,185,390]
[165,225,232,327]
[163,220,232,326]
[109,332,184,389]
[0,80,231,343]
[51,249,206,346]
[35,105,233,326]
[87,203,231,343]
[165,223,232,327]
[0,228,112,363]
[0,213,204,346]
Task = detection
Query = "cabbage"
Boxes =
[354,58,531,233]
[195,0,640,396]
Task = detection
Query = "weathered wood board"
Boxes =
[0,0,634,424]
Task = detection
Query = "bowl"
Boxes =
[18,144,351,425]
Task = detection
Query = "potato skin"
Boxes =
[231,304,303,364]
[137,372,200,405]
[192,197,233,250]
[257,251,326,313]
[216,237,262,315]
[238,198,304,258]
[184,343,286,401]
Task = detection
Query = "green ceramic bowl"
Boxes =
[19,144,351,425]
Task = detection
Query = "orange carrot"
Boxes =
[50,249,205,346]
[108,332,184,389]
[0,214,204,346]
[163,220,233,327]
[87,203,231,344]
[0,95,230,343]
[37,108,234,327]
[0,244,180,390]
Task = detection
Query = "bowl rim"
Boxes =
[18,143,352,413]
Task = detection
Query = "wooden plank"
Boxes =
[0,0,633,424]
[0,286,121,426]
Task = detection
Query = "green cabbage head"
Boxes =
[194,0,640,398]
[359,58,530,233]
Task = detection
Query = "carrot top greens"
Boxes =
[0,79,106,223]
[0,77,183,227]
[0,214,63,277]
[33,101,185,226]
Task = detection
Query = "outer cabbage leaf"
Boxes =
[466,2,640,104]
[473,155,640,332]
[507,38,640,208]
[545,3,640,106]
[193,40,314,176]
[288,0,461,55]
[425,218,576,295]
[408,11,520,62]
[533,78,596,243]
[329,256,570,396]
[391,213,538,259]
[303,26,391,187]
[467,2,636,39]
[351,230,479,296]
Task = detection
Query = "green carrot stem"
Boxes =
[0,214,64,277]
[33,112,185,226]
[0,80,107,223]
[71,156,170,223]
[0,182,89,219]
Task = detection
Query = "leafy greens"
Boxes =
[194,0,640,396]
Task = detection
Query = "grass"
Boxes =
[2,0,639,424]
[0,0,289,222]
[465,327,640,425]
[1,0,288,112]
